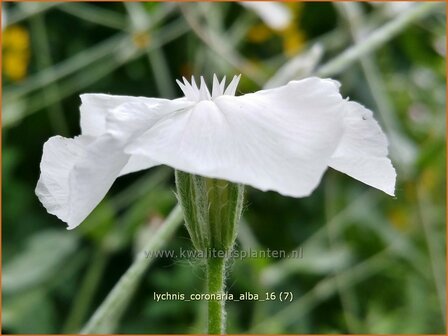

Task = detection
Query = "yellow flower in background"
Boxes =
[132,31,150,49]
[2,25,30,82]
[247,23,272,43]
[389,207,411,231]
[281,3,306,56]
[281,26,306,57]
[420,167,437,193]
[245,2,307,57]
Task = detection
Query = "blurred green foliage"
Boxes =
[2,2,446,334]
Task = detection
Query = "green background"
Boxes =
[2,1,446,334]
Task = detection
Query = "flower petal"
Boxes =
[329,101,396,195]
[126,77,346,197]
[106,100,193,175]
[36,135,129,229]
[79,95,190,177]
[118,155,158,176]
[105,99,193,141]
[80,93,168,136]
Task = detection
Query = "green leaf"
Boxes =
[3,230,79,294]
[3,289,56,333]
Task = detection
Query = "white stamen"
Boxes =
[199,76,211,100]
[176,79,187,96]
[224,75,241,96]
[181,77,197,101]
[190,76,199,93]
[212,74,221,98]
[176,74,241,102]
[219,76,227,95]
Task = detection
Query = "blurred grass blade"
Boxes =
[335,2,417,172]
[179,3,267,85]
[316,2,442,77]
[3,230,79,294]
[264,44,324,88]
[4,32,130,102]
[81,205,183,334]
[416,183,446,324]
[261,191,375,286]
[63,248,109,333]
[4,3,178,106]
[262,245,352,286]
[30,13,69,135]
[111,166,172,211]
[3,20,189,128]
[57,3,127,31]
[125,2,176,98]
[251,249,392,333]
[324,175,361,333]
[6,2,60,26]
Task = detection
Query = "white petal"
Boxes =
[105,100,193,176]
[240,2,292,30]
[125,77,346,197]
[106,99,193,142]
[36,100,190,229]
[79,96,190,177]
[329,101,396,196]
[36,135,129,229]
[79,93,168,136]
[119,155,158,176]
[113,103,164,176]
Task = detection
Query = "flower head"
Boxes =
[36,75,396,229]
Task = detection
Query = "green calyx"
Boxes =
[175,170,244,253]
[175,170,245,334]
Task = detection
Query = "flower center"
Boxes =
[176,74,241,102]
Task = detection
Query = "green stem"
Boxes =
[207,257,226,335]
[175,171,244,334]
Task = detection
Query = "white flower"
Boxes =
[36,75,396,229]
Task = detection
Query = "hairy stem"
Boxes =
[207,257,227,334]
[175,170,244,334]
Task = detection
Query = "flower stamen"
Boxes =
[176,74,241,102]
